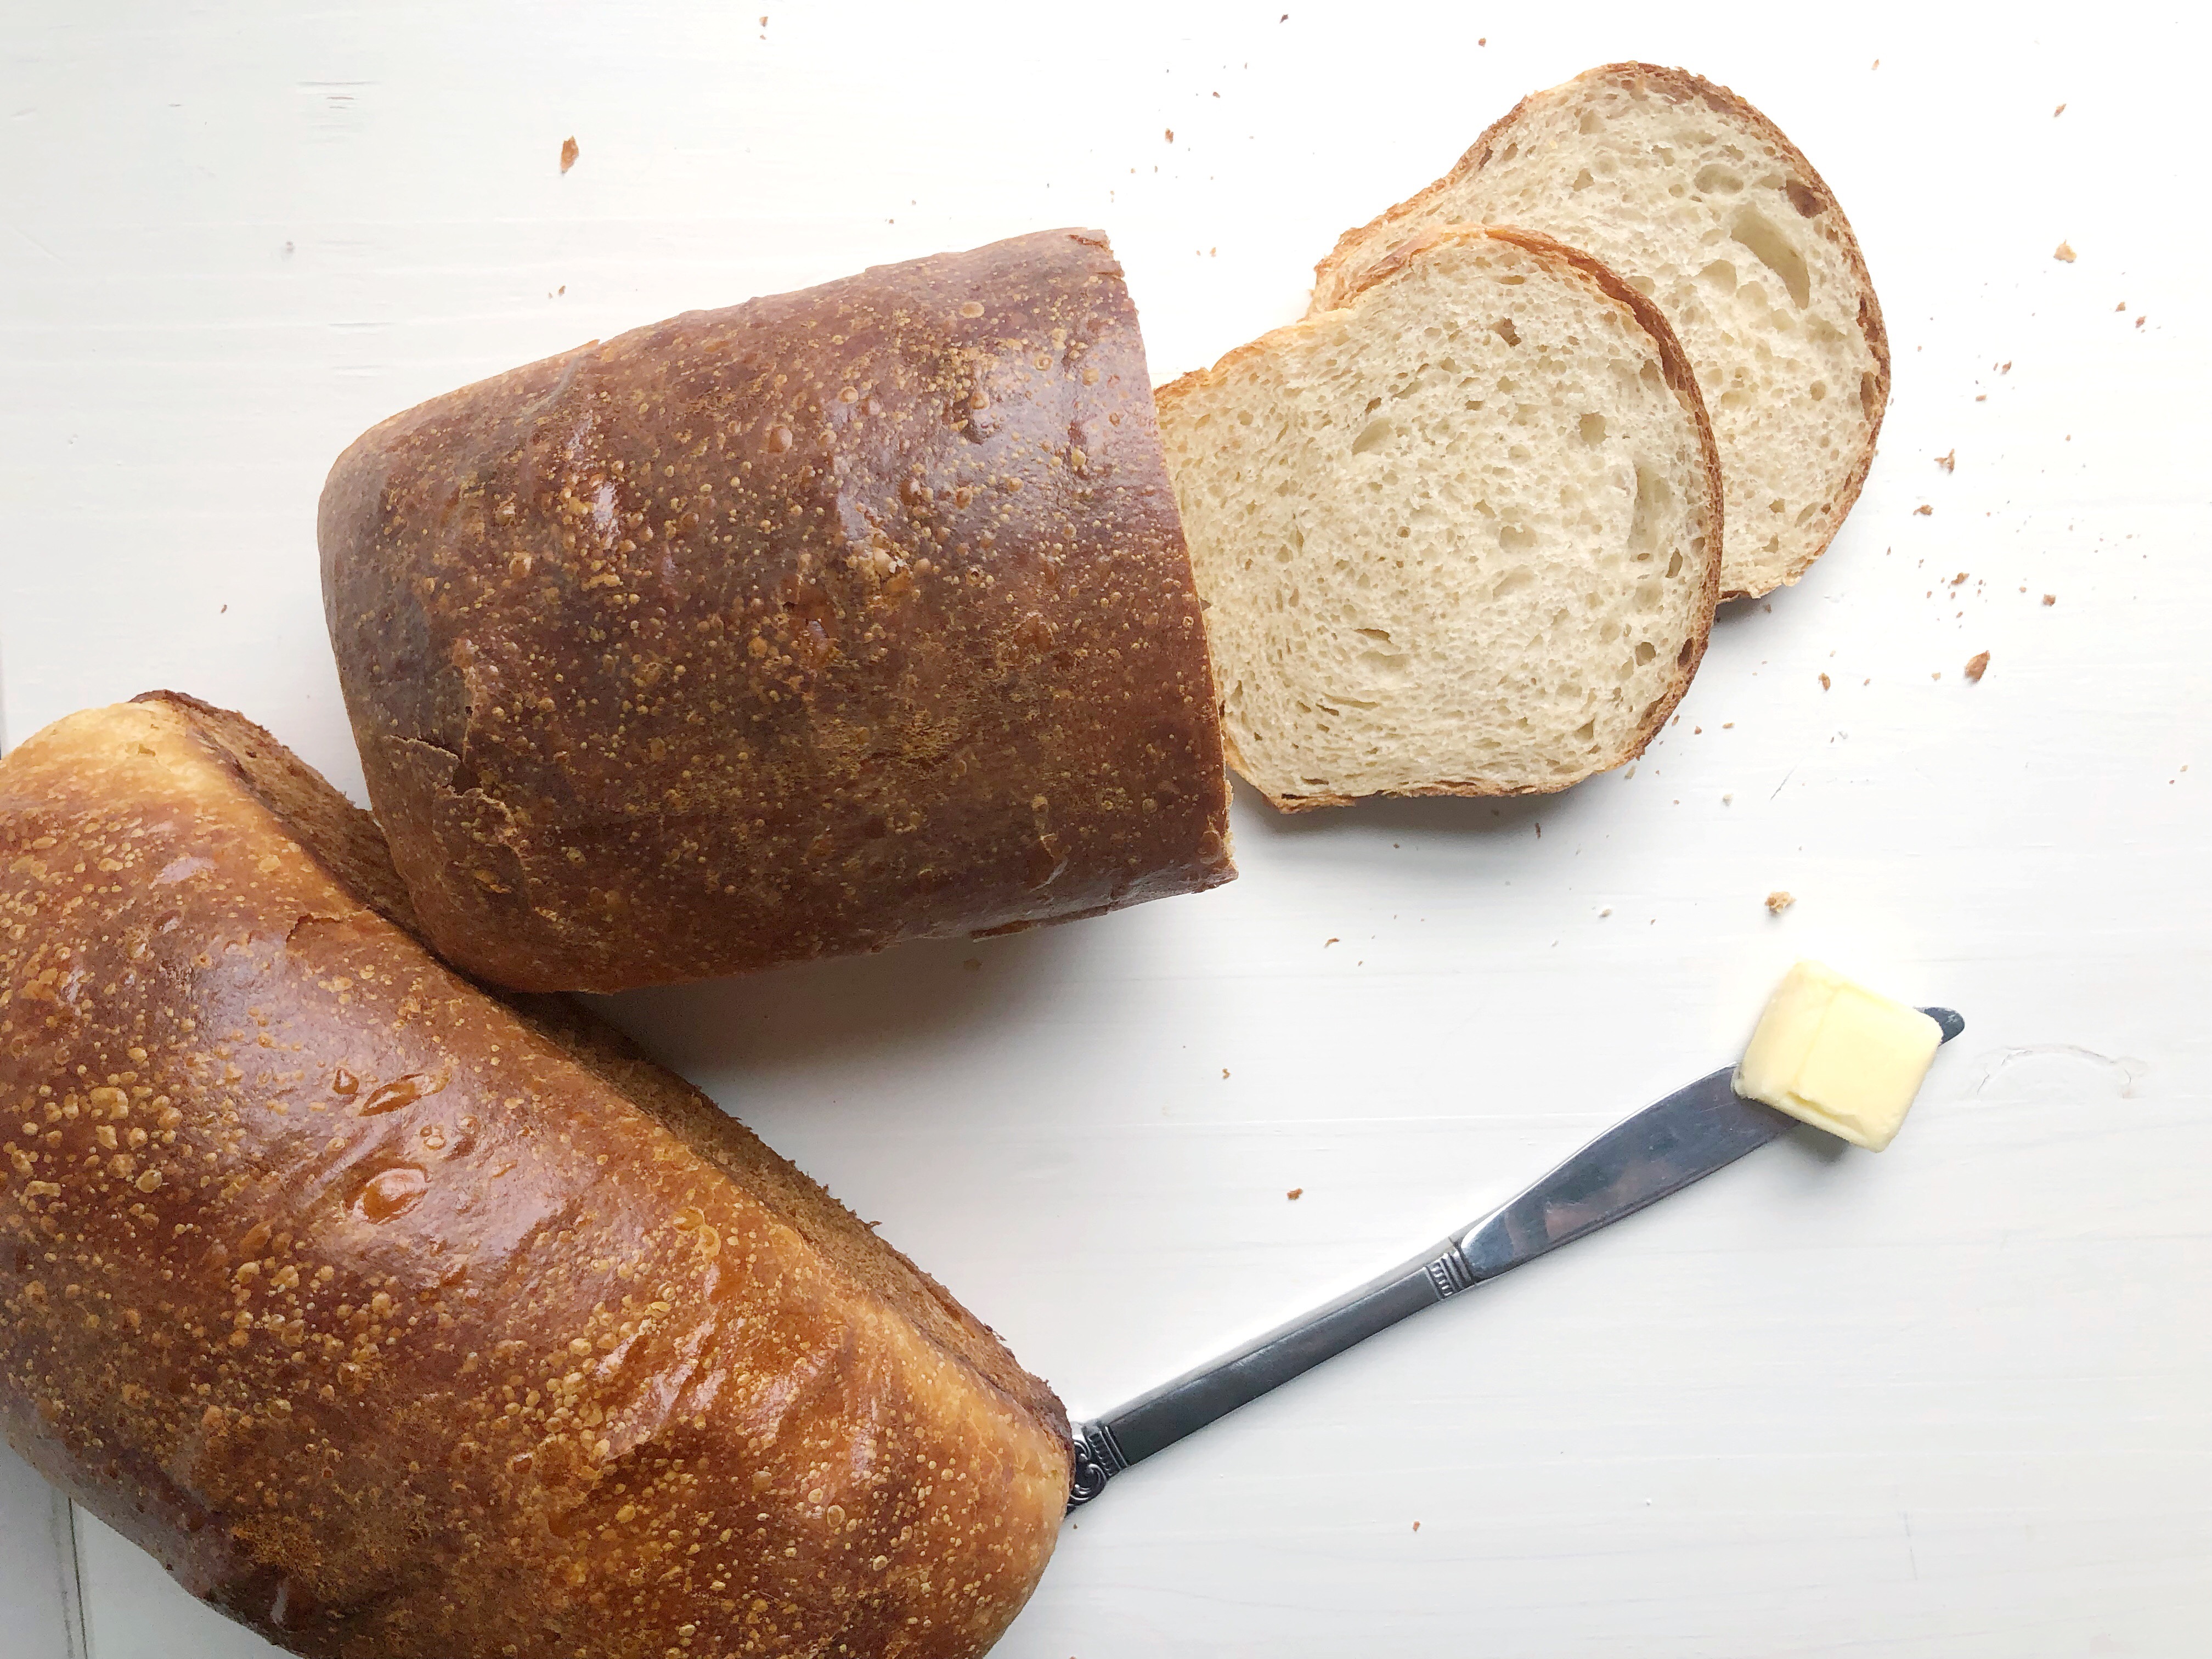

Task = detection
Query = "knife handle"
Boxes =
[1065,1241,1476,1508]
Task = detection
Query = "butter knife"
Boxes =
[1066,1007,1965,1508]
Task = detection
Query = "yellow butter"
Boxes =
[1733,960,1941,1150]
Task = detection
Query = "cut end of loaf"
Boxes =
[1161,226,1721,812]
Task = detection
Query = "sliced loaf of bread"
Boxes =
[1156,225,1722,810]
[1311,64,1888,599]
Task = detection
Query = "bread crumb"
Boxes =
[1222,1069,1229,1079]
[559,136,579,173]
[1765,890,1795,914]
[1722,722,1734,729]
[1931,672,1942,680]
[1914,505,1933,516]
[2042,594,2057,605]
[2054,240,2075,262]
[1950,571,1970,585]
[1413,1521,1422,1531]
[2136,315,2147,329]
[1936,449,1955,472]
[1323,937,1339,947]
[1819,673,1831,690]
[1164,127,1174,143]
[2053,102,2067,116]
[1286,1187,1302,1201]
[2117,301,2127,312]
[1965,651,1990,682]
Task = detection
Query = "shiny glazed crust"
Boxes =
[321,229,1232,993]
[0,693,1071,1658]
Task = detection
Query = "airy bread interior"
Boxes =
[1312,65,1888,599]
[1158,227,1719,810]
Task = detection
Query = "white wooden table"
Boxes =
[3,4,2207,1655]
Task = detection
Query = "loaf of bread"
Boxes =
[1310,64,1889,599]
[1156,226,1722,809]
[0,692,1070,1658]
[321,229,1232,994]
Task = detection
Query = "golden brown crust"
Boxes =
[0,695,1069,1658]
[1310,62,1890,599]
[322,230,1232,993]
[1163,225,1724,814]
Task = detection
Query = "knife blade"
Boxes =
[1065,1006,1966,1508]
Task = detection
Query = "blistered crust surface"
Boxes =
[0,696,1070,1658]
[321,229,1232,992]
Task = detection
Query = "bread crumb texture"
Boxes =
[1311,63,1890,599]
[1160,227,1720,809]
[320,229,1230,992]
[1765,890,1796,913]
[1965,650,1990,682]
[0,695,1069,1657]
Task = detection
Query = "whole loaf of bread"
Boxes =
[0,693,1070,1658]
[321,228,1232,992]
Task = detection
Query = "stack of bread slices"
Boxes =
[1157,62,1889,810]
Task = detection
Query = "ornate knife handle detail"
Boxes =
[1425,1248,1476,1299]
[1066,1420,1128,1509]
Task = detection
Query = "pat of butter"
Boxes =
[1733,960,1942,1150]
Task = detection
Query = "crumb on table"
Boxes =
[1936,449,1956,472]
[559,136,579,173]
[1765,890,1796,914]
[1965,651,1990,682]
[1286,1187,1303,1201]
[2055,240,2076,262]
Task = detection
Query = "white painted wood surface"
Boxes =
[3,3,2207,1655]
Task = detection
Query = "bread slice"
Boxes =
[1310,64,1889,599]
[1156,225,1722,810]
